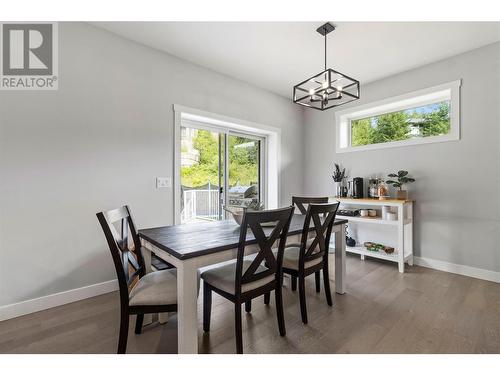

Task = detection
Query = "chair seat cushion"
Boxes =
[285,238,317,250]
[282,246,323,270]
[129,269,177,306]
[200,260,275,295]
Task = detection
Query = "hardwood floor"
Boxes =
[1,255,499,354]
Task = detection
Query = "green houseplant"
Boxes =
[332,163,346,198]
[386,170,415,200]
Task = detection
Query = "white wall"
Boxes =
[304,42,500,273]
[0,22,305,307]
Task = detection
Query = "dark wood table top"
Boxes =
[138,214,347,260]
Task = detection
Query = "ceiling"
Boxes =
[93,22,500,98]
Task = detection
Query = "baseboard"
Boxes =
[0,279,118,322]
[414,256,500,283]
[2,256,497,321]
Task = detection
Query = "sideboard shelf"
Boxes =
[335,197,414,205]
[331,197,414,273]
[345,246,399,262]
[336,215,411,226]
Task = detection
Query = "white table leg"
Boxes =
[177,259,199,354]
[158,312,169,324]
[140,246,154,326]
[334,224,346,294]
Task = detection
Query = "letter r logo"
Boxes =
[2,23,53,75]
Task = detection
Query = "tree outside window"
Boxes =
[351,101,451,147]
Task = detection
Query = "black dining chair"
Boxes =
[289,196,329,292]
[292,196,330,215]
[200,206,295,354]
[281,202,339,324]
[96,206,178,354]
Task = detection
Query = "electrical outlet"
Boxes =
[156,177,171,189]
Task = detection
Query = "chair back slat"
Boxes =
[121,217,128,249]
[96,206,146,299]
[298,202,339,270]
[292,196,329,215]
[103,206,129,225]
[235,206,295,295]
[127,251,140,271]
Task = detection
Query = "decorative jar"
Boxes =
[377,181,389,200]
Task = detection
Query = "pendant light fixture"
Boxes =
[293,23,360,110]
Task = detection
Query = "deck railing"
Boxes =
[182,188,220,223]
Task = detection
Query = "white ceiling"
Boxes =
[93,22,500,98]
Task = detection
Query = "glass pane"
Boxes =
[351,101,451,147]
[227,134,261,208]
[180,127,223,223]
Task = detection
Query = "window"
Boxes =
[335,80,461,152]
[174,105,281,225]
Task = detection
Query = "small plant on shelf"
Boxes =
[332,163,346,197]
[332,163,345,182]
[386,170,415,200]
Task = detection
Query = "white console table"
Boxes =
[332,198,414,273]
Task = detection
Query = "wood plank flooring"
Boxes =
[1,255,499,354]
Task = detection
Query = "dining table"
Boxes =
[138,214,348,354]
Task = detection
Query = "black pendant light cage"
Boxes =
[293,23,360,110]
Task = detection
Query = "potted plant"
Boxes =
[331,163,346,198]
[386,170,415,200]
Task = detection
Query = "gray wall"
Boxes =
[0,22,305,306]
[304,42,500,272]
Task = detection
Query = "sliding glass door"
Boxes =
[227,133,261,207]
[180,127,224,223]
[180,125,263,224]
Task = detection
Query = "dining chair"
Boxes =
[281,201,339,324]
[289,196,329,292]
[292,196,329,215]
[201,206,295,354]
[96,206,178,354]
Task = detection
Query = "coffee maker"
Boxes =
[353,177,364,198]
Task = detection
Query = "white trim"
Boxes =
[414,256,500,284]
[174,104,282,134]
[173,104,281,225]
[0,279,118,321]
[335,80,461,153]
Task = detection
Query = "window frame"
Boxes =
[335,80,461,153]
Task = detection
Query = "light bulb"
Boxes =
[322,81,329,89]
[309,88,315,96]
[336,86,343,92]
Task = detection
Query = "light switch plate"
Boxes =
[156,177,171,189]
